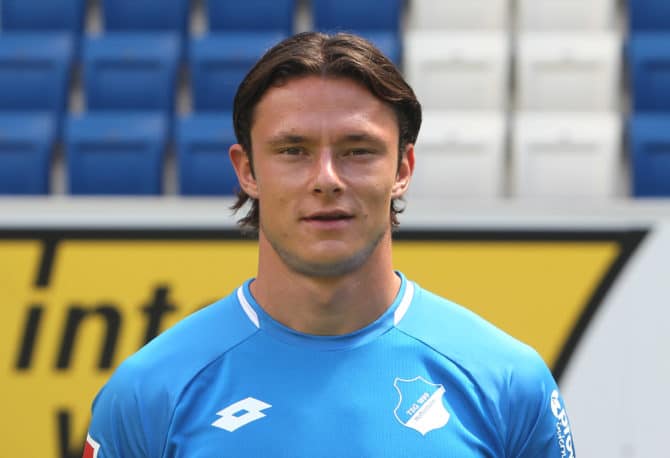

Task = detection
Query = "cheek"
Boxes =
[259,185,293,229]
[261,194,290,216]
[256,168,294,199]
[358,180,395,219]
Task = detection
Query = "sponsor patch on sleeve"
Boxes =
[550,390,575,458]
[83,433,101,458]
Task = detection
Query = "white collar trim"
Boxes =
[238,279,414,329]
[237,287,260,328]
[393,281,415,325]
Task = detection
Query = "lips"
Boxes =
[302,210,354,224]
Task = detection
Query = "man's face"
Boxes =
[231,75,414,277]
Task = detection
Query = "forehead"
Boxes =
[250,76,399,142]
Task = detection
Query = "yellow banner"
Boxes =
[0,230,643,457]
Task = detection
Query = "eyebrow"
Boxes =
[265,134,306,147]
[341,133,385,144]
[266,132,385,147]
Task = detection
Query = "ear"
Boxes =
[391,143,415,198]
[229,143,259,199]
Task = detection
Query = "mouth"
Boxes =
[302,211,354,225]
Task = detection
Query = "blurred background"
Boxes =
[0,0,669,457]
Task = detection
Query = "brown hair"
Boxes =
[231,31,422,230]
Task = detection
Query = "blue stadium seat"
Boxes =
[66,112,168,195]
[629,114,670,197]
[102,0,190,33]
[190,31,287,112]
[628,33,670,112]
[0,33,74,116]
[83,33,180,113]
[312,0,402,31]
[101,0,190,57]
[1,0,85,35]
[629,0,670,31]
[0,112,56,195]
[312,0,403,65]
[176,113,238,195]
[207,0,295,34]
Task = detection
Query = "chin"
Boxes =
[289,257,365,278]
[281,247,373,278]
[267,229,387,278]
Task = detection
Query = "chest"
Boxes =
[162,339,503,457]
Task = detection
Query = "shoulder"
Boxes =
[88,286,259,456]
[113,286,259,390]
[125,291,258,372]
[396,282,566,455]
[396,282,551,387]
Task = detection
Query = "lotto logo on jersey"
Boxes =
[393,376,450,436]
[212,397,272,432]
[83,434,100,458]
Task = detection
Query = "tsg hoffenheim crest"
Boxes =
[393,376,450,435]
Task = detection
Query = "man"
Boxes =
[84,32,575,457]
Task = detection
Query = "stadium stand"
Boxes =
[1,0,85,66]
[1,0,85,36]
[407,0,509,30]
[102,0,190,57]
[206,0,295,35]
[64,0,182,195]
[628,0,670,196]
[517,0,617,30]
[179,0,294,195]
[312,0,403,65]
[0,0,666,199]
[312,0,402,32]
[404,31,509,110]
[189,32,285,112]
[512,112,621,198]
[629,114,670,196]
[83,33,180,113]
[410,111,506,199]
[0,33,74,117]
[404,1,508,198]
[102,0,190,33]
[190,0,293,111]
[515,31,621,111]
[0,112,56,194]
[176,113,238,195]
[628,33,670,112]
[66,112,168,195]
[0,0,81,194]
[511,0,625,198]
[629,0,670,31]
[66,81,176,193]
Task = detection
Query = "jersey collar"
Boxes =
[236,272,415,351]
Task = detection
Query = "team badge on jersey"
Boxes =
[393,376,450,435]
[83,433,100,458]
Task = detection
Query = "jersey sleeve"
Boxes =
[84,359,172,458]
[504,347,576,458]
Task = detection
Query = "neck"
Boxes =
[250,232,400,336]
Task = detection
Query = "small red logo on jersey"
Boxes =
[83,433,100,458]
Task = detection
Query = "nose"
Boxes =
[312,150,343,195]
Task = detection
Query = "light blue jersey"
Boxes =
[85,273,575,457]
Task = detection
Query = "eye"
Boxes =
[280,146,304,156]
[347,148,372,156]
